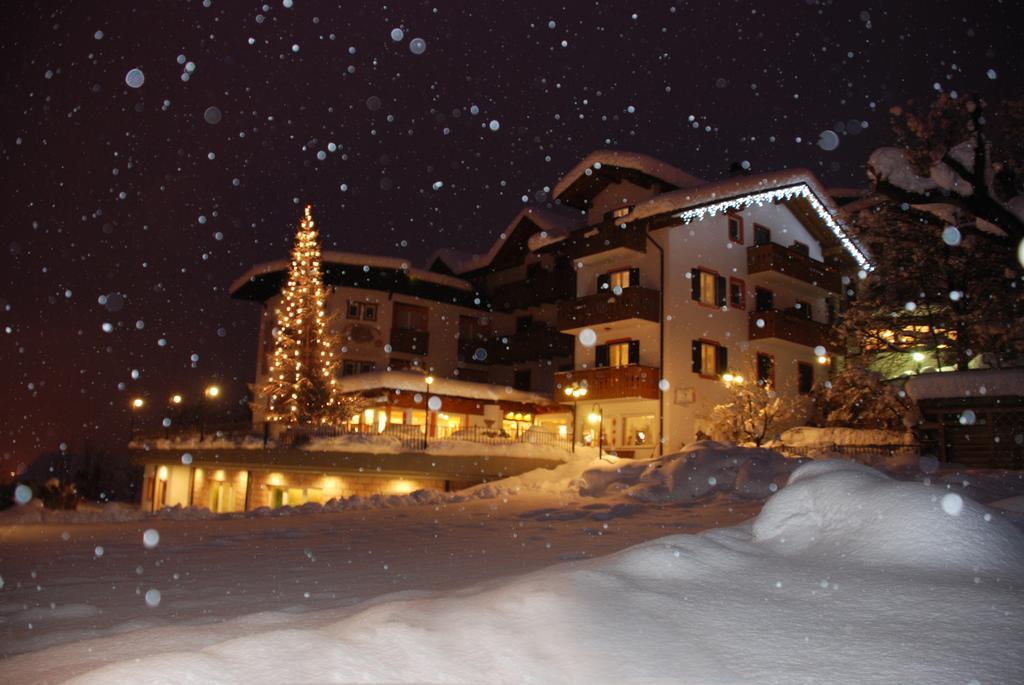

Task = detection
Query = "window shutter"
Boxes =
[715,275,727,307]
[628,340,640,365]
[716,346,729,375]
[628,268,640,287]
[597,274,611,292]
[691,269,701,301]
[692,341,701,373]
[595,344,610,368]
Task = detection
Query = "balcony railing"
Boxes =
[557,286,660,330]
[747,243,842,293]
[554,365,660,401]
[389,327,429,355]
[749,309,829,348]
[489,270,575,311]
[459,326,573,365]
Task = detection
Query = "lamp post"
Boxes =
[563,383,588,453]
[129,397,144,441]
[424,373,435,448]
[199,384,220,442]
[166,393,183,439]
[912,351,926,374]
[587,405,604,459]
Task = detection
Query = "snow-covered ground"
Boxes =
[2,444,1023,684]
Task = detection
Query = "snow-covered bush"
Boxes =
[709,381,806,446]
[812,366,912,430]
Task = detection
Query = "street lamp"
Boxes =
[129,397,144,440]
[587,405,604,459]
[423,373,435,447]
[563,382,588,453]
[166,394,184,438]
[912,350,926,374]
[199,385,220,442]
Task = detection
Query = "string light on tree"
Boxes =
[260,205,357,426]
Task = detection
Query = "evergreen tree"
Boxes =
[841,200,1024,372]
[843,95,1024,372]
[260,206,355,426]
[867,95,1024,244]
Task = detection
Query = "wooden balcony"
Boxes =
[489,270,575,311]
[557,286,660,331]
[389,327,429,355]
[459,327,573,364]
[749,309,829,348]
[747,243,842,293]
[554,365,660,401]
[550,221,647,261]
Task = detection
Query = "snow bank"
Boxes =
[779,426,915,447]
[468,441,803,504]
[302,433,403,454]
[135,434,270,450]
[905,367,1024,400]
[0,500,217,525]
[755,459,1024,573]
[64,459,1024,685]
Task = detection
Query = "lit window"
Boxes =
[608,341,630,368]
[609,269,631,290]
[612,205,632,219]
[599,268,637,292]
[699,270,717,306]
[701,344,717,376]
[596,340,638,368]
[624,415,654,446]
[692,340,727,377]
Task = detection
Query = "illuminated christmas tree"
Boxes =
[261,205,354,426]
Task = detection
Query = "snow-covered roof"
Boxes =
[230,250,476,298]
[337,370,559,407]
[431,207,584,275]
[551,149,705,202]
[904,368,1024,401]
[625,168,873,270]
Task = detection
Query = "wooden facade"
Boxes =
[917,395,1024,469]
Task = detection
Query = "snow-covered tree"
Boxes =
[811,366,912,431]
[840,198,1024,371]
[259,206,360,427]
[709,380,806,447]
[867,95,1024,245]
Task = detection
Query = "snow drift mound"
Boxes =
[64,460,1024,685]
[469,441,804,504]
[753,459,1024,574]
[614,441,803,502]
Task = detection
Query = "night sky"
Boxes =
[1,0,1020,474]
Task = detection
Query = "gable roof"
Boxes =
[624,168,873,270]
[551,149,705,209]
[430,206,584,275]
[230,251,484,305]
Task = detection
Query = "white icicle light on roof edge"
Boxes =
[675,183,873,271]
